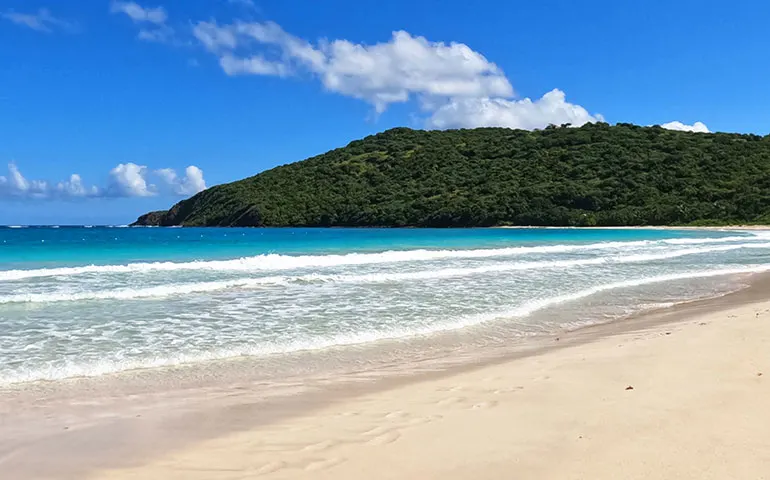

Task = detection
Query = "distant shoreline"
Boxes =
[3,224,769,230]
[493,225,770,230]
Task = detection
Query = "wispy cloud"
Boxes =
[0,163,207,200]
[228,0,258,10]
[110,1,176,44]
[110,1,166,24]
[1,8,76,33]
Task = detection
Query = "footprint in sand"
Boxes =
[254,461,287,475]
[491,387,520,395]
[336,411,361,418]
[384,410,408,418]
[469,400,498,410]
[403,416,437,427]
[360,425,390,437]
[436,385,464,393]
[367,431,401,445]
[436,396,466,407]
[304,457,347,471]
[302,439,339,452]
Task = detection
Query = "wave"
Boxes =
[1,234,767,282]
[3,263,766,384]
[3,244,768,304]
[393,264,770,342]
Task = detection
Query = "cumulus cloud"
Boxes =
[660,121,710,133]
[0,163,206,200]
[190,21,606,129]
[154,165,207,195]
[110,1,175,43]
[193,22,515,114]
[55,174,98,197]
[427,89,603,130]
[117,12,717,132]
[1,8,75,33]
[107,163,153,197]
[0,164,99,199]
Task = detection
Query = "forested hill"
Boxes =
[133,123,770,227]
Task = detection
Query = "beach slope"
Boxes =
[96,300,770,480]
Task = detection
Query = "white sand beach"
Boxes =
[91,288,770,480]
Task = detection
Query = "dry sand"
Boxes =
[93,297,770,479]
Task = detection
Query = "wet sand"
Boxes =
[3,276,770,479]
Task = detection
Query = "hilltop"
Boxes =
[132,123,770,227]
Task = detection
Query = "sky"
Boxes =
[1,0,769,225]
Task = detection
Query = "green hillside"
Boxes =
[132,123,770,227]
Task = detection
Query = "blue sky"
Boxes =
[1,0,769,225]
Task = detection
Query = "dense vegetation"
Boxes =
[133,123,770,227]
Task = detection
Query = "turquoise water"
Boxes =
[0,226,724,267]
[2,226,770,384]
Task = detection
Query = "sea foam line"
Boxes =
[3,243,768,304]
[3,263,767,385]
[0,234,766,281]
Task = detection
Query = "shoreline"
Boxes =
[493,225,770,230]
[3,273,770,479]
[95,276,770,479]
[6,224,766,229]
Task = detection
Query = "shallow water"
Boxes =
[2,226,769,385]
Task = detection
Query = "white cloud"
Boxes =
[660,121,710,133]
[137,26,175,43]
[319,31,513,113]
[154,166,207,195]
[1,164,94,199]
[111,1,176,43]
[229,0,258,10]
[193,22,515,114]
[219,54,290,76]
[110,1,167,25]
[0,163,206,200]
[193,20,238,53]
[108,163,154,197]
[190,21,605,128]
[1,8,74,33]
[427,89,603,130]
[56,174,99,197]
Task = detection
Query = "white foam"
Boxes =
[3,244,767,304]
[0,276,289,304]
[662,233,770,244]
[440,264,770,333]
[3,263,766,385]
[517,268,754,316]
[0,234,765,282]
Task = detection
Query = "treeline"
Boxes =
[133,123,770,227]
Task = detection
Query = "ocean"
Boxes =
[2,226,770,386]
